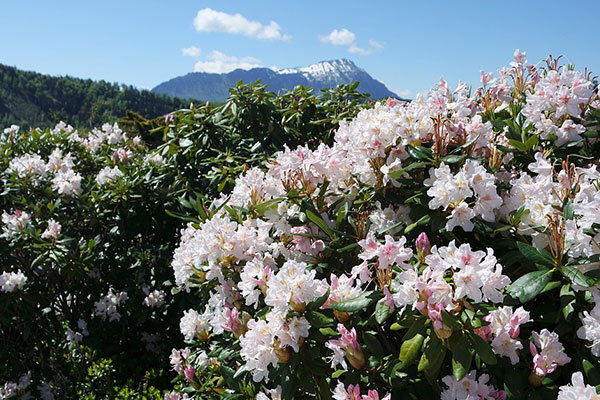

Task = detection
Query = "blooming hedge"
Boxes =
[3,51,600,400]
[166,51,600,400]
[0,83,369,399]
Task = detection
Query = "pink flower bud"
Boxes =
[416,232,431,261]
[184,365,195,383]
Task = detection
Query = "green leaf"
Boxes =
[404,214,431,234]
[563,198,574,221]
[331,291,382,312]
[387,161,427,179]
[560,284,575,320]
[306,288,330,311]
[406,145,434,161]
[374,301,391,324]
[452,336,473,381]
[399,317,426,370]
[219,365,239,391]
[253,198,283,215]
[523,135,539,150]
[305,209,333,239]
[508,139,527,152]
[363,332,385,359]
[451,133,480,153]
[331,369,346,379]
[440,154,467,164]
[319,327,338,336]
[467,332,497,365]
[305,311,334,328]
[516,242,554,266]
[390,323,402,331]
[418,335,445,372]
[560,265,596,288]
[507,269,552,303]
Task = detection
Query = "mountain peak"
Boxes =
[153,59,403,102]
[277,58,363,78]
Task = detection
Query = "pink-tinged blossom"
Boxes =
[327,324,365,370]
[95,166,123,186]
[183,365,196,383]
[332,382,361,400]
[142,289,166,308]
[179,309,210,341]
[327,273,363,307]
[478,306,530,364]
[291,225,326,256]
[425,160,501,232]
[164,393,190,400]
[358,233,413,269]
[361,390,391,400]
[169,348,190,374]
[265,259,324,312]
[530,329,571,377]
[577,302,600,357]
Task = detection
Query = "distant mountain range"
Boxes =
[153,59,402,103]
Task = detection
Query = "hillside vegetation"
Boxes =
[0,64,193,129]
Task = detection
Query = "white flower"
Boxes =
[179,309,210,341]
[41,219,62,240]
[558,372,600,400]
[578,307,600,357]
[2,210,31,238]
[142,289,166,308]
[265,260,324,311]
[0,270,27,292]
[95,166,123,186]
[441,370,503,400]
[93,290,128,322]
[51,169,82,196]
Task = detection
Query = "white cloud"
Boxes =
[193,8,291,41]
[348,44,370,55]
[193,51,262,74]
[182,46,201,57]
[369,40,383,50]
[319,28,383,55]
[319,28,355,46]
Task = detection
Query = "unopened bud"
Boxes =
[346,346,366,370]
[334,310,350,323]
[416,232,431,262]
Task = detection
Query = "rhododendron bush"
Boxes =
[168,51,600,399]
[0,84,369,398]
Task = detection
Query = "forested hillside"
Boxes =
[0,64,193,129]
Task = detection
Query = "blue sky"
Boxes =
[1,1,599,98]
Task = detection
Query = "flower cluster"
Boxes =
[0,269,27,293]
[93,289,129,322]
[1,210,31,239]
[477,306,530,364]
[6,147,82,196]
[441,371,506,400]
